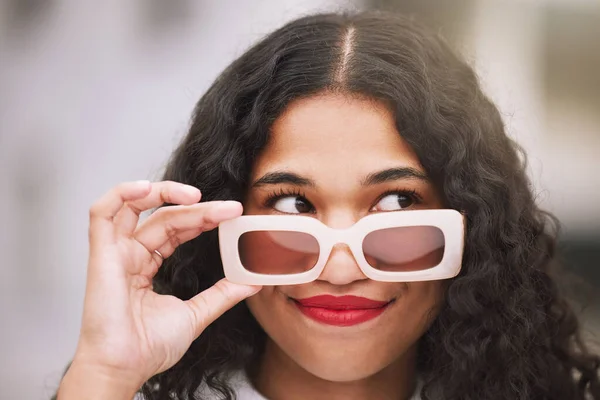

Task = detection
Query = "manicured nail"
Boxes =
[217,200,242,210]
[182,184,200,196]
[248,285,262,296]
[134,180,151,188]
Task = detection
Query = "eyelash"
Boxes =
[374,189,422,207]
[264,187,312,210]
[263,188,423,212]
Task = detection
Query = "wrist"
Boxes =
[58,359,142,400]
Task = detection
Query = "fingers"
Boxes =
[185,279,262,338]
[134,200,243,261]
[89,181,152,247]
[113,181,201,235]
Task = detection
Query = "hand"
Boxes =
[59,181,261,397]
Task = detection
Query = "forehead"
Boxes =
[251,93,424,181]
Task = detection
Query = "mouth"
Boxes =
[291,295,394,327]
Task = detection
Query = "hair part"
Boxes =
[130,10,600,400]
[333,25,356,84]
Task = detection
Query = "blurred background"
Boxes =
[0,0,598,398]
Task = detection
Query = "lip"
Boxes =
[293,295,392,327]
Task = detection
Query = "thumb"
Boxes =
[185,278,261,337]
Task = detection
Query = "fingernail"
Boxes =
[134,180,151,187]
[217,200,242,210]
[182,185,200,196]
[249,285,262,295]
[243,285,262,297]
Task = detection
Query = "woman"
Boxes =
[56,11,600,400]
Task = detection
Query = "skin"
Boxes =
[245,92,446,400]
[58,93,446,400]
[58,183,260,400]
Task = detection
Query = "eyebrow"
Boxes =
[360,167,429,186]
[252,171,317,188]
[251,167,428,188]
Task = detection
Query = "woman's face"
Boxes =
[244,92,445,382]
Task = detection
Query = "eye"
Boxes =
[272,196,314,214]
[373,192,415,212]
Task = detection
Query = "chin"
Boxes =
[298,355,388,382]
[285,341,396,382]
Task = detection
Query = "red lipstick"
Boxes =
[293,295,391,327]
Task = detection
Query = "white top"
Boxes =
[138,371,422,399]
[197,371,423,399]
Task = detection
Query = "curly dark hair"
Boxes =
[133,10,600,400]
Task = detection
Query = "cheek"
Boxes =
[245,282,446,381]
[246,282,445,334]
[246,287,289,328]
[395,281,445,334]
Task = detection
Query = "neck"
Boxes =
[251,339,418,400]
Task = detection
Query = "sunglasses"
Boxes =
[218,209,465,285]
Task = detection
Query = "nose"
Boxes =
[317,211,367,285]
[317,243,368,285]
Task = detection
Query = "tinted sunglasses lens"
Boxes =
[239,230,319,275]
[362,226,445,271]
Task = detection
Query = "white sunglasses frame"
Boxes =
[218,209,465,285]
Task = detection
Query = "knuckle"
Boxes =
[213,280,234,301]
[160,186,173,204]
[163,221,179,239]
[88,201,104,219]
[89,185,122,218]
[152,207,169,219]
[167,232,182,250]
[189,295,210,327]
[126,202,143,215]
[199,208,219,227]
